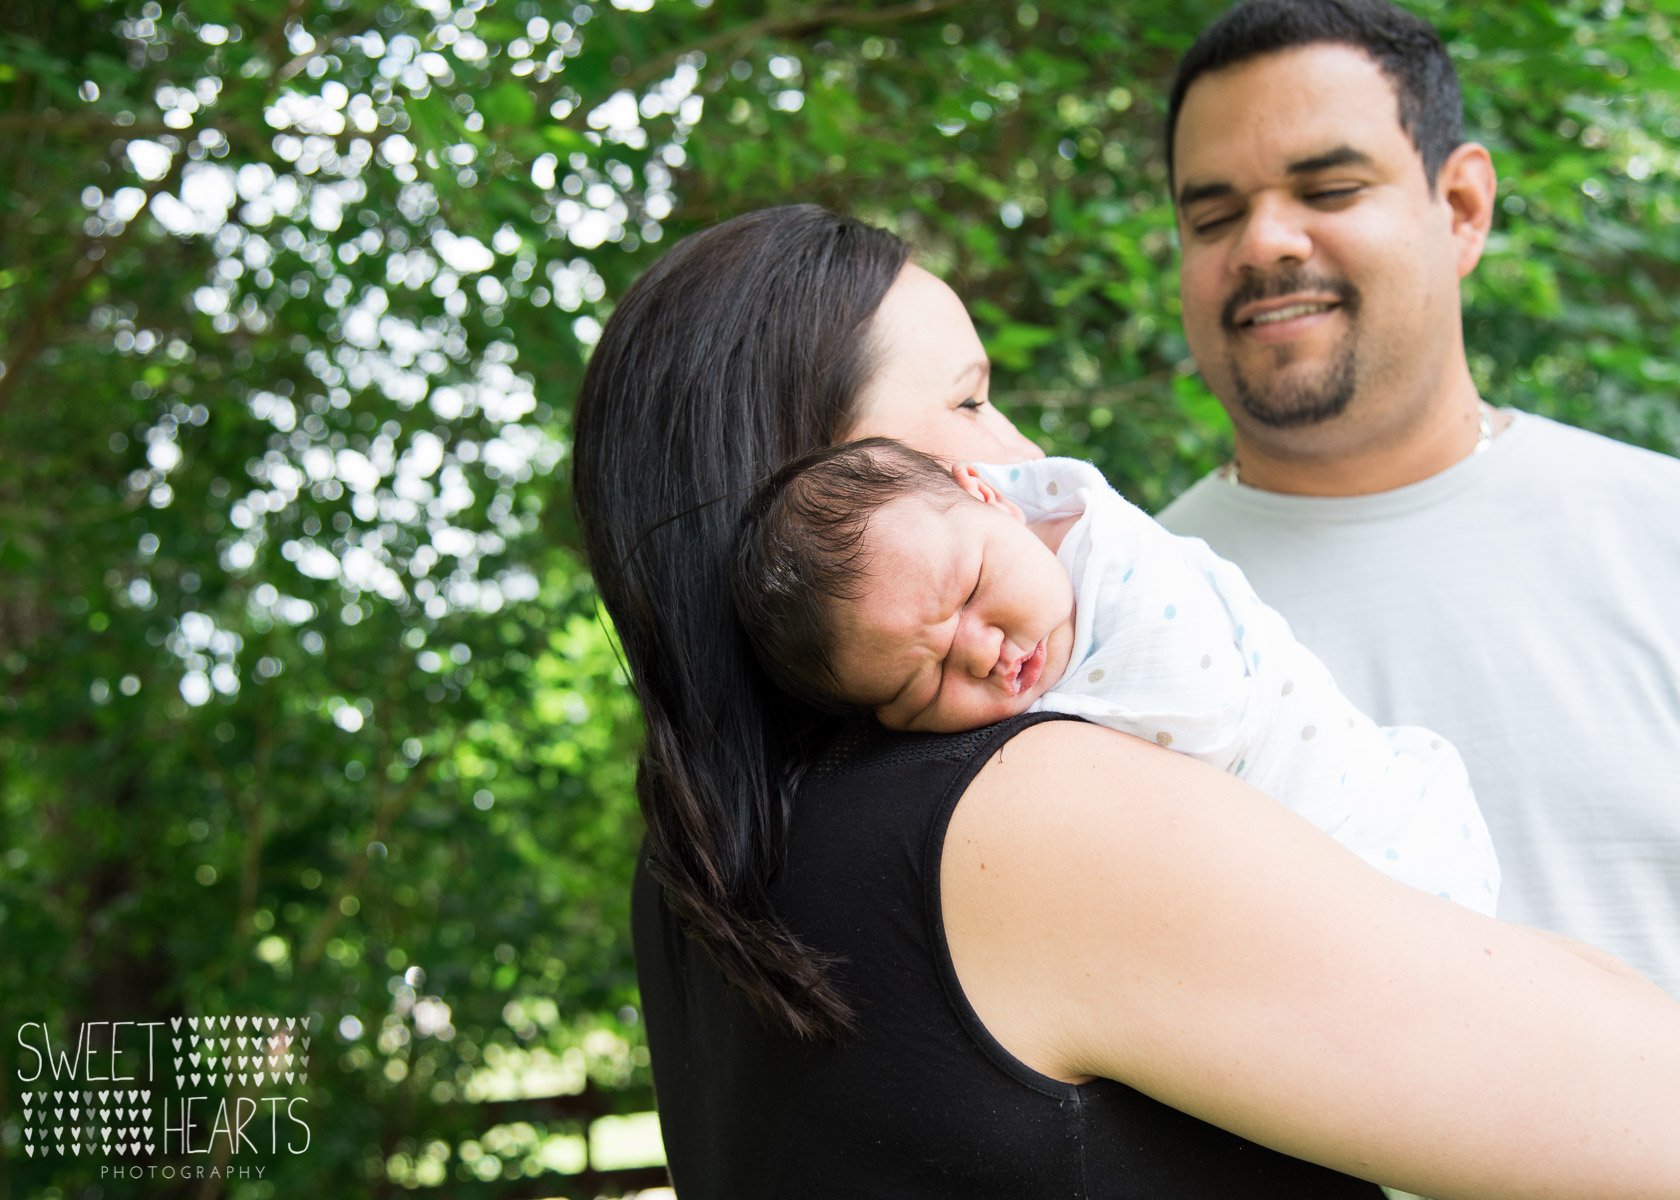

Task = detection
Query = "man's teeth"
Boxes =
[1249,302,1335,326]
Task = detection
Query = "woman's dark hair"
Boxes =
[1166,0,1463,191]
[570,206,911,1040]
[732,438,962,715]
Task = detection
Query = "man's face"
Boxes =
[1173,44,1464,443]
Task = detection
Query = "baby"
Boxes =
[733,437,1500,915]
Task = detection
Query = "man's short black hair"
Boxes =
[1166,0,1463,192]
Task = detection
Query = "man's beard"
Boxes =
[1220,270,1362,429]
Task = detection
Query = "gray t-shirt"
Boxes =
[1159,412,1680,997]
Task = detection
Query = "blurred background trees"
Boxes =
[2,0,1675,1195]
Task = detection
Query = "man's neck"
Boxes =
[1229,379,1495,497]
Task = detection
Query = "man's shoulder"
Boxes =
[1156,413,1680,537]
[1156,469,1250,539]
[1519,413,1680,487]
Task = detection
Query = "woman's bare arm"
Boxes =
[1522,924,1657,983]
[942,720,1680,1199]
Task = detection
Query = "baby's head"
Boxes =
[732,438,1074,733]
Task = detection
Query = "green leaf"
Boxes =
[481,79,536,129]
[981,322,1060,371]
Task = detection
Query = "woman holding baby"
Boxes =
[571,205,1680,1197]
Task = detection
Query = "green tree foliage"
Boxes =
[1,0,1674,1195]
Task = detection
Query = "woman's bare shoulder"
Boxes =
[941,718,1680,1196]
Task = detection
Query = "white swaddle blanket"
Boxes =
[977,457,1499,915]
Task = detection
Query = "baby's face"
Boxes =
[831,480,1075,733]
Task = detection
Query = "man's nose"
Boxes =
[1231,196,1313,272]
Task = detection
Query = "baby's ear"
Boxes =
[950,464,1022,518]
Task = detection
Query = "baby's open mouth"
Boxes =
[1009,640,1047,697]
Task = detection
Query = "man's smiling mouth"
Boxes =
[1221,271,1361,333]
[1245,300,1339,326]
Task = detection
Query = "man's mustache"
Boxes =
[1220,270,1362,331]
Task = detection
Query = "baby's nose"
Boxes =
[959,625,1004,679]
[991,638,1028,680]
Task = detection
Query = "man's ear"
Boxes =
[950,464,1024,519]
[1438,141,1497,279]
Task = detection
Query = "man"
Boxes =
[1157,0,1680,996]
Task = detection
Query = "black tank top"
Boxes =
[634,712,1385,1197]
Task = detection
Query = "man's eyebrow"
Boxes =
[1287,145,1373,175]
[1176,180,1234,210]
[1176,146,1376,209]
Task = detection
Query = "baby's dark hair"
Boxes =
[732,437,965,712]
